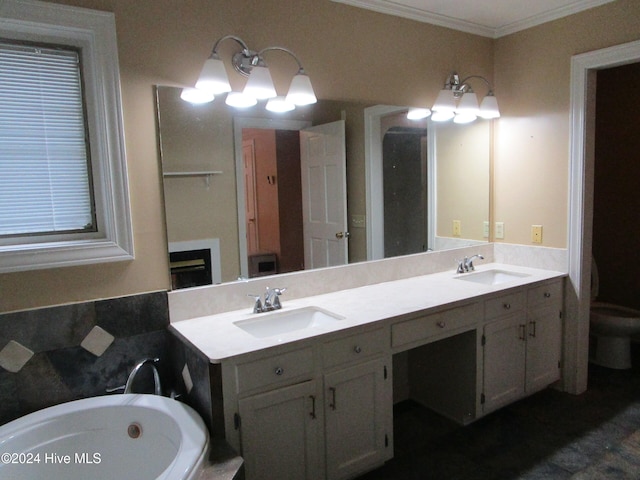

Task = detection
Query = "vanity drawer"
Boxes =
[485,290,525,319]
[527,280,563,308]
[322,327,387,369]
[235,347,314,394]
[391,303,479,348]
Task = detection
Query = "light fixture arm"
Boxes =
[457,75,495,97]
[258,46,307,74]
[210,35,250,55]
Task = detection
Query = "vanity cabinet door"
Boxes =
[525,302,562,393]
[324,356,392,480]
[238,380,323,480]
[482,314,526,414]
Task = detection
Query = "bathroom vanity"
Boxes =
[171,263,564,480]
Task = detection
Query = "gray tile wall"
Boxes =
[0,291,172,425]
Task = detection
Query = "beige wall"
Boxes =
[493,0,640,247]
[3,0,639,313]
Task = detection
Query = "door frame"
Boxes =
[234,117,311,279]
[566,39,640,394]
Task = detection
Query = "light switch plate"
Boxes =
[453,220,461,237]
[531,225,543,243]
[495,222,505,239]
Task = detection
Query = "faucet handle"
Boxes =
[456,259,465,274]
[248,294,263,313]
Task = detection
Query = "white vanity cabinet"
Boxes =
[232,347,322,480]
[227,327,393,480]
[481,279,563,414]
[177,267,567,480]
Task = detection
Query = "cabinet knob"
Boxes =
[354,346,362,354]
[274,367,284,376]
[503,303,511,310]
[544,292,551,298]
[436,321,446,328]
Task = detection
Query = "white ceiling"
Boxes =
[331,0,616,38]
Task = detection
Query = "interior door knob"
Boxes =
[335,231,350,239]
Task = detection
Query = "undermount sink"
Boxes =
[234,306,344,338]
[455,269,530,286]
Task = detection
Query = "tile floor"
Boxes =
[357,348,640,480]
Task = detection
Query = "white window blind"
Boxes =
[0,41,94,237]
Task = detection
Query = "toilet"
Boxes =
[590,257,640,369]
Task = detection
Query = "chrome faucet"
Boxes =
[124,357,162,396]
[457,254,485,273]
[249,287,286,313]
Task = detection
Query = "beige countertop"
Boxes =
[170,263,566,363]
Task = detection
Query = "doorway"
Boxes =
[382,126,429,257]
[568,39,640,394]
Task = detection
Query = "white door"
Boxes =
[300,120,348,269]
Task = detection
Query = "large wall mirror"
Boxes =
[156,86,490,288]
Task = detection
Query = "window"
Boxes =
[0,0,133,272]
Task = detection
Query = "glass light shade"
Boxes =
[285,73,317,105]
[225,91,257,108]
[195,57,231,94]
[432,88,456,112]
[456,91,480,115]
[407,108,431,120]
[266,96,295,113]
[243,65,277,100]
[453,112,477,124]
[180,87,214,104]
[479,94,500,119]
[431,110,455,122]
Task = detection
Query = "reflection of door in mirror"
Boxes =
[383,126,429,258]
[300,121,348,269]
[237,122,347,278]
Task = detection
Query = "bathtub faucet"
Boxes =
[124,357,162,396]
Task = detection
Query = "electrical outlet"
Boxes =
[495,222,505,239]
[453,220,461,237]
[531,225,543,243]
[483,221,489,238]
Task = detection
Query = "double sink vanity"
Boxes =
[170,261,565,480]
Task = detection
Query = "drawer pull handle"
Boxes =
[354,345,362,354]
[544,292,551,298]
[503,303,511,310]
[274,367,284,376]
[519,324,526,341]
[436,321,446,328]
[529,321,537,338]
[309,395,316,419]
[329,387,337,410]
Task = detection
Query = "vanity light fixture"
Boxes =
[185,35,317,110]
[409,72,500,123]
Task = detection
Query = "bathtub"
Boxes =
[0,394,209,480]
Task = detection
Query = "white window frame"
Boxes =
[0,0,133,273]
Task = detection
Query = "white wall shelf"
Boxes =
[163,171,222,187]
